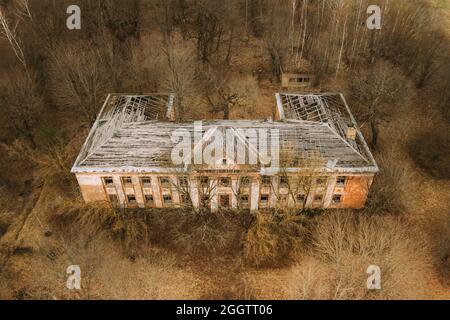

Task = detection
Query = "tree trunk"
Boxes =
[223,103,230,120]
[370,118,378,150]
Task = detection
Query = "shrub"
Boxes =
[285,211,433,299]
[243,211,309,267]
[408,131,450,179]
[366,152,415,213]
[170,209,247,257]
[49,201,151,254]
[49,202,248,258]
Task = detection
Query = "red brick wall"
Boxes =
[341,175,374,209]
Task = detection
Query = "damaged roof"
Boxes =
[72,93,378,174]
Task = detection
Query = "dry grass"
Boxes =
[428,213,450,285]
[1,236,204,300]
[408,131,450,179]
[284,211,433,299]
[0,210,14,238]
[242,211,434,300]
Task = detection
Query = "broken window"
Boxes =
[103,177,114,187]
[141,177,152,188]
[180,193,188,204]
[159,177,171,188]
[280,176,289,188]
[332,194,342,204]
[178,176,189,188]
[240,195,249,207]
[122,176,133,186]
[296,194,306,203]
[144,194,154,206]
[200,176,209,187]
[201,195,210,206]
[289,76,309,83]
[219,195,231,208]
[315,177,326,186]
[260,194,269,204]
[219,177,231,187]
[314,194,323,203]
[261,175,271,187]
[279,194,288,205]
[163,194,172,205]
[336,176,346,187]
[127,194,137,205]
[240,176,250,187]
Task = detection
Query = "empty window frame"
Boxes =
[219,177,231,187]
[141,177,152,188]
[289,76,309,83]
[200,176,209,187]
[296,194,306,203]
[219,194,231,208]
[239,195,249,207]
[163,194,173,205]
[122,176,133,186]
[127,194,137,205]
[280,176,289,188]
[180,193,190,205]
[261,176,271,187]
[144,194,154,206]
[159,177,171,188]
[103,177,114,187]
[201,195,210,206]
[279,194,288,206]
[332,194,342,204]
[178,176,189,188]
[315,177,326,186]
[336,176,346,187]
[260,194,269,205]
[313,194,323,203]
[240,176,250,187]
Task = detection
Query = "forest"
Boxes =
[0,0,449,299]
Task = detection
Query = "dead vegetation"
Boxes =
[243,211,309,267]
[0,0,449,300]
[246,211,433,300]
[408,131,450,180]
[366,152,416,214]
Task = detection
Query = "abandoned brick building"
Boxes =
[71,92,378,211]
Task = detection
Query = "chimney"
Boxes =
[346,126,357,140]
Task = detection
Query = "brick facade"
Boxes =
[76,173,374,211]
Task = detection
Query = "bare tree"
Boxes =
[1,131,75,184]
[349,62,408,149]
[100,0,140,59]
[48,44,112,124]
[203,66,258,119]
[265,2,290,80]
[0,70,42,148]
[0,7,27,69]
[16,0,32,20]
[163,42,198,121]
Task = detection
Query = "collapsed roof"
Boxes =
[71,93,378,174]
